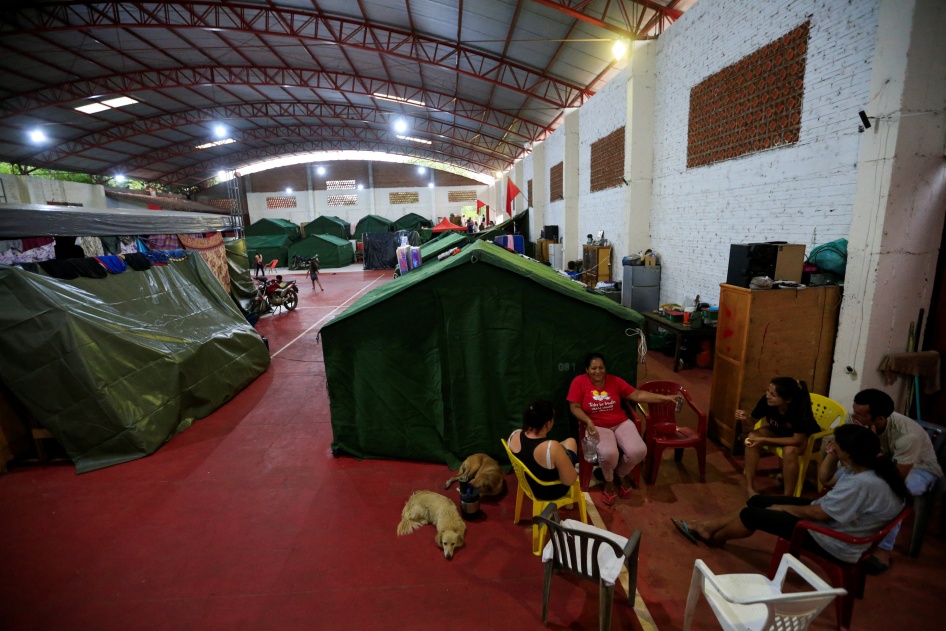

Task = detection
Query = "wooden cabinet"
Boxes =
[582,245,611,286]
[536,239,554,264]
[709,284,841,452]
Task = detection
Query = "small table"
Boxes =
[640,310,717,372]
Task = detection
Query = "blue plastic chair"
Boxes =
[909,419,946,557]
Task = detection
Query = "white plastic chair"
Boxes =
[683,554,846,631]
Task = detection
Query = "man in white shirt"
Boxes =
[851,389,943,570]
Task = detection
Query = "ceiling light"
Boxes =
[495,171,502,179]
[217,170,227,180]
[612,39,628,61]
[74,96,138,115]
[316,166,326,176]
[428,182,434,188]
[195,138,236,149]
[29,129,47,142]
[393,118,408,134]
[214,125,227,138]
[396,135,431,145]
[373,93,426,107]
[286,187,293,194]
[75,103,111,114]
[417,166,427,174]
[115,175,126,183]
[102,96,138,108]
[357,184,364,190]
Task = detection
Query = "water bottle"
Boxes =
[674,397,683,414]
[581,432,599,463]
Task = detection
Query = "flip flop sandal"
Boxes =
[671,518,700,545]
[601,490,617,506]
[617,485,633,499]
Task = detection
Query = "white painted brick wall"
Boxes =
[579,70,630,276]
[651,0,880,305]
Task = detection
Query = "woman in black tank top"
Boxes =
[508,399,580,501]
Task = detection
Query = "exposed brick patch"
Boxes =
[327,194,358,206]
[687,20,809,168]
[448,190,477,202]
[266,196,297,209]
[527,179,533,206]
[590,127,625,192]
[326,180,356,190]
[550,162,564,202]
[389,191,420,204]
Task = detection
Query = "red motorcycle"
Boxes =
[252,276,299,314]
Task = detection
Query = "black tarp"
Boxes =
[362,232,398,270]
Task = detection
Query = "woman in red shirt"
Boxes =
[568,352,679,505]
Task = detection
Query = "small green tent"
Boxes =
[322,240,643,468]
[246,234,293,267]
[287,234,356,269]
[245,217,301,241]
[353,214,393,240]
[393,212,432,232]
[304,215,351,240]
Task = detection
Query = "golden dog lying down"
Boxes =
[444,453,505,496]
[396,490,466,559]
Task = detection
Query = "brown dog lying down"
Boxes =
[444,453,505,496]
[397,490,466,559]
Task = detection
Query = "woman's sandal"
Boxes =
[601,489,617,506]
[617,484,633,499]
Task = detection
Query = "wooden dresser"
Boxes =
[708,284,841,452]
[582,245,612,287]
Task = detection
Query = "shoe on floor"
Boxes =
[863,555,891,575]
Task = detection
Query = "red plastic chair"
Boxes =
[577,403,642,491]
[766,505,911,631]
[265,258,278,272]
[637,381,707,484]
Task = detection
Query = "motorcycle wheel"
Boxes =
[284,292,298,311]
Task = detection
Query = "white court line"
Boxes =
[584,492,659,631]
[271,275,386,357]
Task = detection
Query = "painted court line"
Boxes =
[271,275,386,357]
[584,492,659,631]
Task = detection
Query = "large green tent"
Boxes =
[287,234,355,269]
[392,212,432,232]
[0,254,270,473]
[244,217,301,241]
[245,234,293,267]
[353,214,393,240]
[322,240,643,468]
[304,215,351,240]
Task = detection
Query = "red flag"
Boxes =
[506,179,521,216]
[476,199,486,210]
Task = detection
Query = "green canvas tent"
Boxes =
[244,217,301,241]
[287,234,355,269]
[353,214,393,240]
[418,231,468,262]
[322,240,643,468]
[0,254,270,473]
[246,234,293,267]
[304,215,351,240]
[392,212,432,232]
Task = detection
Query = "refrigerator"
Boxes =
[622,265,660,312]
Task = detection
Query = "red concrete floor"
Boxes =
[0,267,941,630]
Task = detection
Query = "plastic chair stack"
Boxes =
[684,554,846,631]
[501,438,588,555]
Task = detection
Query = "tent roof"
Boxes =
[297,233,351,247]
[418,231,468,260]
[431,218,467,233]
[0,202,233,238]
[325,240,641,327]
[306,215,349,228]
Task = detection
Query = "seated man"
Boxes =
[851,388,943,571]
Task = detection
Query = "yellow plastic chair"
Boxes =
[501,438,588,555]
[752,394,846,497]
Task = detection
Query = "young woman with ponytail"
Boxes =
[738,376,820,496]
[671,424,907,563]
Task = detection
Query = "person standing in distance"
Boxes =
[308,255,324,291]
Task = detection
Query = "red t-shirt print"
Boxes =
[567,373,635,429]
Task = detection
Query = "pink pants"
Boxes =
[596,420,647,482]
